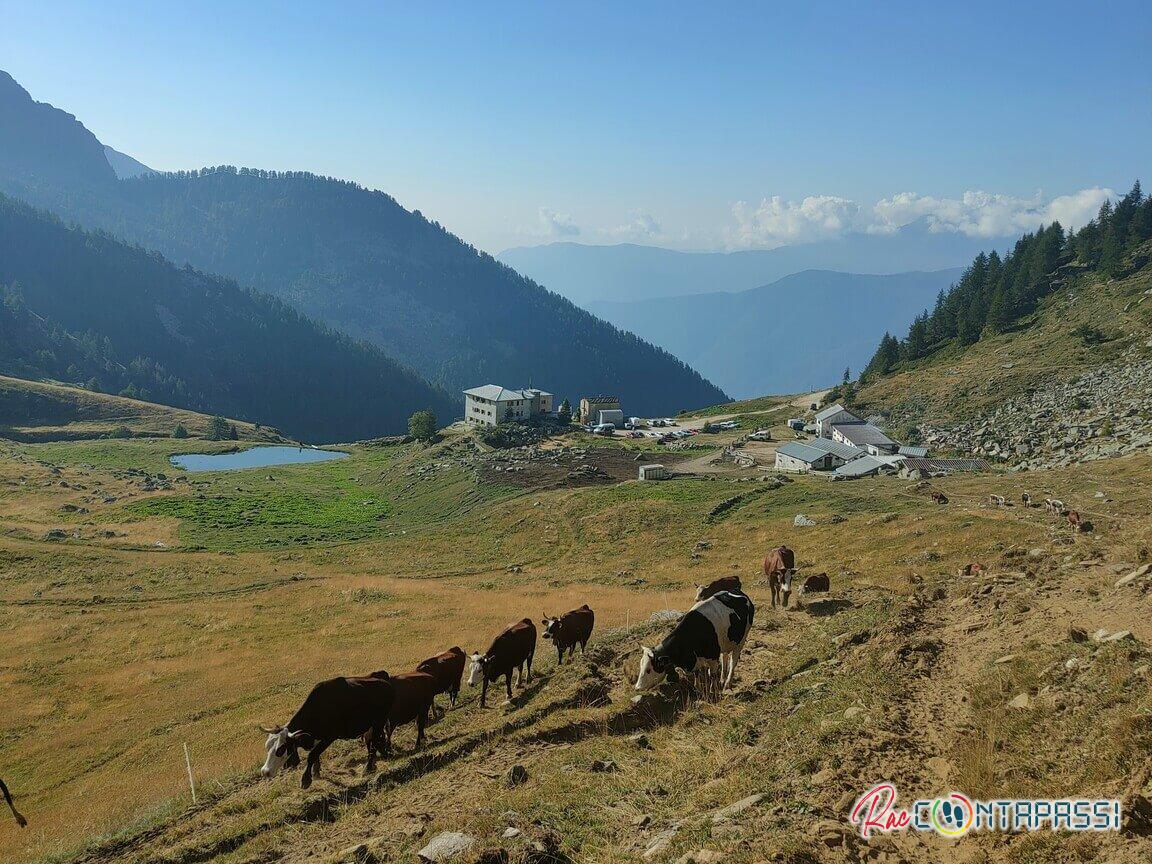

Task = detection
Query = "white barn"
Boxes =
[814,404,861,438]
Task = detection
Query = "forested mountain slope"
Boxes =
[0,196,455,442]
[855,183,1152,427]
[0,71,728,415]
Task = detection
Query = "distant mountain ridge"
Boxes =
[0,70,729,417]
[498,231,1005,307]
[0,195,456,442]
[103,145,153,178]
[588,268,963,398]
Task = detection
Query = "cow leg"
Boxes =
[1,780,26,828]
[527,650,534,681]
[505,671,514,703]
[556,644,564,665]
[365,724,383,773]
[449,685,459,709]
[302,738,333,788]
[725,645,744,689]
[415,703,429,750]
[480,677,489,709]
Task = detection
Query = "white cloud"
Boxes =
[722,186,1115,250]
[537,206,581,238]
[726,195,866,249]
[610,210,663,241]
[870,188,1114,238]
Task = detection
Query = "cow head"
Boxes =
[693,585,707,602]
[634,646,669,690]
[541,615,561,641]
[780,570,795,606]
[259,726,314,778]
[467,652,488,686]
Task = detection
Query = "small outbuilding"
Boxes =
[638,464,669,481]
[775,441,837,472]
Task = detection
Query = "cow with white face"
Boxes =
[258,674,394,788]
[468,618,537,708]
[635,590,755,698]
[764,545,796,609]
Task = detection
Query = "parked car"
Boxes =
[628,430,644,439]
[592,423,616,436]
[748,429,773,441]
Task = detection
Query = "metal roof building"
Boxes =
[833,455,898,479]
[775,441,837,472]
[804,437,866,462]
[898,445,929,458]
[831,422,898,453]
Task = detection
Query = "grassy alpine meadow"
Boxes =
[2,428,1152,863]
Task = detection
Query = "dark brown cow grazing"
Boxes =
[763,545,797,608]
[416,647,467,711]
[1067,509,1082,528]
[930,491,948,504]
[695,575,742,602]
[1022,492,1032,507]
[468,618,537,708]
[542,605,595,664]
[1,778,27,827]
[260,674,395,788]
[370,670,436,754]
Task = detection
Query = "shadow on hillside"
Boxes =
[803,597,854,617]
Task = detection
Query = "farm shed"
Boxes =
[775,441,837,472]
[638,464,669,481]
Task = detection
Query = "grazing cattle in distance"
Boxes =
[1046,498,1065,515]
[764,545,797,608]
[930,491,948,505]
[416,647,467,711]
[1,778,26,828]
[260,674,394,788]
[1065,510,1092,532]
[989,494,1007,507]
[799,572,830,603]
[542,605,595,664]
[1022,492,1032,507]
[958,562,986,577]
[370,670,436,754]
[695,575,742,602]
[469,618,537,708]
[636,591,755,697]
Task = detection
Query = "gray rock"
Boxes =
[710,793,764,824]
[417,832,477,863]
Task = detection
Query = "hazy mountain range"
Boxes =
[499,231,997,307]
[588,268,963,398]
[0,70,727,421]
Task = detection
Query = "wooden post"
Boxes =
[183,742,197,804]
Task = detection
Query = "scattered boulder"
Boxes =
[710,793,764,824]
[417,832,477,863]
[1007,693,1032,710]
[642,830,676,860]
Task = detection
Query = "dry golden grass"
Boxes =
[2,432,1151,863]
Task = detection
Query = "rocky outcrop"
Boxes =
[916,351,1152,471]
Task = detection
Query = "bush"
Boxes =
[408,409,438,442]
[109,425,133,439]
[173,424,189,439]
[207,415,230,440]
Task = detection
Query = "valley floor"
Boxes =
[1,431,1151,863]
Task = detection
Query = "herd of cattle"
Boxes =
[257,546,822,789]
[0,548,823,817]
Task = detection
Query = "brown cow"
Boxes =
[930,491,948,504]
[542,605,595,664]
[370,670,436,754]
[764,545,797,608]
[799,572,830,603]
[1021,492,1032,507]
[468,619,537,708]
[416,647,467,712]
[695,575,743,602]
[1,778,27,827]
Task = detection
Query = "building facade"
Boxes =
[464,385,554,427]
[579,395,621,424]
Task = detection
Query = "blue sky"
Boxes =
[2,0,1148,253]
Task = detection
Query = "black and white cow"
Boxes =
[634,591,755,697]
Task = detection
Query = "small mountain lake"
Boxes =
[170,446,350,473]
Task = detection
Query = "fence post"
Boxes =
[183,742,197,804]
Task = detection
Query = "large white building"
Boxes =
[463,385,554,427]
